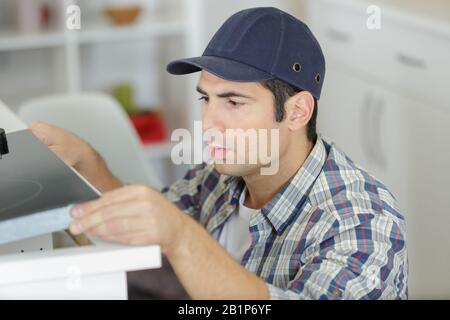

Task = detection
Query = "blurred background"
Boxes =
[0,0,449,299]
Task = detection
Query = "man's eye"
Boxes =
[198,96,209,103]
[228,100,243,108]
[229,101,243,108]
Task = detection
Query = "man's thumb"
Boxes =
[29,120,54,146]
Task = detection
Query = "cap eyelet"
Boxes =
[315,73,321,84]
[292,63,302,73]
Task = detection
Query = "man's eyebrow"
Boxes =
[196,86,208,96]
[216,91,254,100]
[196,86,254,100]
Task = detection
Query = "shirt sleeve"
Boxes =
[266,211,408,300]
[160,163,210,221]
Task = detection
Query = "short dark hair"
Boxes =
[260,79,318,143]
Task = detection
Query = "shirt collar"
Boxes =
[261,138,327,234]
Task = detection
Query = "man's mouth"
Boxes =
[209,145,230,161]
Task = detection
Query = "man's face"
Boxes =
[198,70,288,177]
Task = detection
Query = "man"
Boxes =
[30,7,407,299]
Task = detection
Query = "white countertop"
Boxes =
[0,99,162,287]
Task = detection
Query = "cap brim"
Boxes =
[166,56,273,82]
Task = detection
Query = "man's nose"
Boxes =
[202,101,225,133]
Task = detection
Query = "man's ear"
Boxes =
[285,91,315,132]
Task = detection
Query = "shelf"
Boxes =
[0,15,185,52]
[0,0,202,187]
[141,141,175,159]
[77,16,186,45]
[0,28,66,52]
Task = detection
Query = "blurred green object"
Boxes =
[113,84,137,115]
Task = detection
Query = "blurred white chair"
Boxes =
[18,93,163,190]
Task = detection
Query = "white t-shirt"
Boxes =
[213,187,259,261]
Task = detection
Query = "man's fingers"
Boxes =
[85,217,153,238]
[71,185,152,218]
[30,120,82,148]
[29,120,68,146]
[70,199,153,235]
[29,120,53,146]
[29,121,88,168]
[95,231,154,246]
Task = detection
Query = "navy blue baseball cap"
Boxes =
[167,7,326,99]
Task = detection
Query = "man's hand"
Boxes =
[69,185,186,255]
[69,184,269,299]
[30,121,123,193]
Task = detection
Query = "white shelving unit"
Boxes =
[0,28,65,51]
[0,0,206,186]
[0,0,299,186]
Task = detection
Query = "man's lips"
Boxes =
[209,146,230,160]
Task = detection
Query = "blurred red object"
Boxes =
[40,3,51,27]
[130,112,168,145]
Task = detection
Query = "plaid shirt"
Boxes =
[161,137,408,299]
